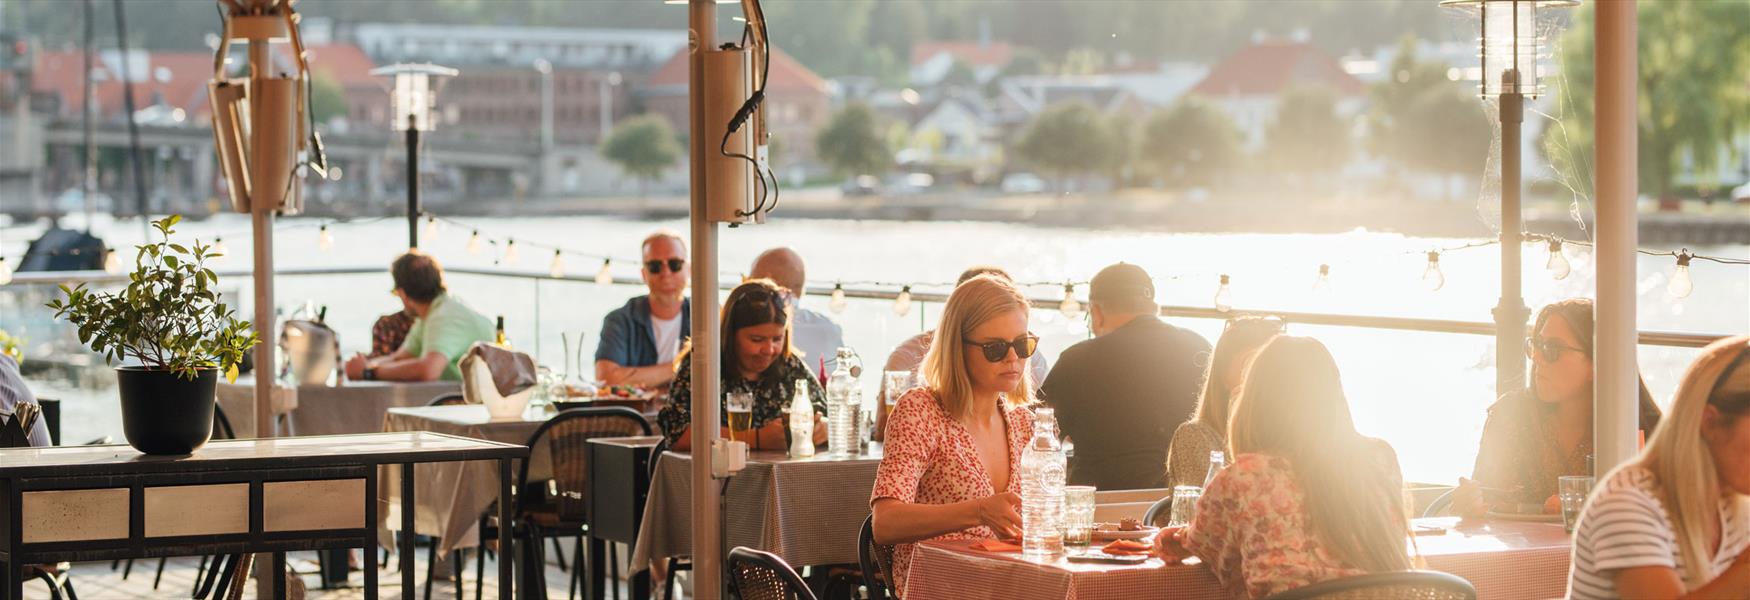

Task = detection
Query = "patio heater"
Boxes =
[371,63,457,249]
[1441,0,1577,398]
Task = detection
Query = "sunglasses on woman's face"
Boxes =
[1526,337,1582,363]
[965,334,1039,363]
[645,258,685,274]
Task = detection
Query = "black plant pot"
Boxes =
[116,366,216,455]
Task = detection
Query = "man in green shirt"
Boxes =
[344,252,494,381]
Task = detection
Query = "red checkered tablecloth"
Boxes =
[903,518,1572,600]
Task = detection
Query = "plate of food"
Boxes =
[1091,518,1159,541]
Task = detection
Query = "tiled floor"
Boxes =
[23,549,634,599]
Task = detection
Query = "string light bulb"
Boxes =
[595,258,614,286]
[424,214,440,239]
[829,282,848,314]
[1422,251,1445,291]
[467,230,483,255]
[0,256,11,286]
[317,224,334,252]
[547,250,566,278]
[1545,239,1571,280]
[1667,251,1693,299]
[1313,264,1331,292]
[1213,274,1233,312]
[1059,282,1083,320]
[104,248,122,274]
[212,236,227,256]
[893,285,913,317]
[502,239,520,265]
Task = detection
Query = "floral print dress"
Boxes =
[870,388,1034,596]
[657,352,826,446]
[1183,453,1384,599]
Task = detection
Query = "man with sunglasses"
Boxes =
[595,231,692,387]
[1040,263,1211,490]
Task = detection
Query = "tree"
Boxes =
[601,114,682,197]
[1265,85,1351,175]
[1401,86,1491,199]
[1014,101,1122,188]
[309,73,349,126]
[1547,1,1750,200]
[1138,97,1242,188]
[941,59,979,88]
[815,102,892,178]
[1367,36,1460,160]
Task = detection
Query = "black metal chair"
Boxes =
[727,547,819,600]
[429,391,468,406]
[470,406,652,600]
[1260,571,1477,600]
[1143,494,1174,527]
[856,514,894,599]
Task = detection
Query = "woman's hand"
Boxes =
[1154,526,1192,564]
[972,492,1022,540]
[1453,477,1487,519]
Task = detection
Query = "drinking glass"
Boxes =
[1559,475,1594,533]
[726,392,755,445]
[1063,486,1097,548]
[883,371,913,410]
[1168,485,1203,528]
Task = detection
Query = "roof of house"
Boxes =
[910,41,1015,68]
[305,44,378,87]
[32,50,217,118]
[645,45,828,96]
[1190,41,1364,97]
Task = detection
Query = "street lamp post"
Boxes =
[1442,0,1576,399]
[371,63,457,249]
[598,70,622,144]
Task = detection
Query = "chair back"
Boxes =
[213,403,237,441]
[1143,494,1173,527]
[726,546,818,600]
[1422,489,1456,518]
[516,406,652,522]
[1260,571,1476,600]
[427,391,468,406]
[857,514,894,598]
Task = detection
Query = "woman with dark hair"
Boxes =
[1454,298,1664,518]
[658,279,826,450]
[1154,336,1412,598]
[1163,316,1284,494]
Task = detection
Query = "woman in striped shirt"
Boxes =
[1567,335,1750,599]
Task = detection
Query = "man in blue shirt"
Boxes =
[595,231,692,387]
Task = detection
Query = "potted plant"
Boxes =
[47,215,258,455]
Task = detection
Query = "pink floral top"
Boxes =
[870,388,1034,595]
[1184,453,1386,599]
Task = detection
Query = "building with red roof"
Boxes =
[1188,39,1366,150]
[910,41,1015,86]
[641,45,830,170]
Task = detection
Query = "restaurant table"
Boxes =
[217,377,459,438]
[629,445,884,575]
[0,432,525,600]
[586,436,661,600]
[380,405,550,557]
[902,517,1572,600]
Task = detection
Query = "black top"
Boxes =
[1039,315,1210,490]
[658,352,827,446]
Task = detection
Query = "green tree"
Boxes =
[309,72,349,125]
[1365,37,1491,198]
[942,59,979,88]
[1138,97,1242,188]
[1265,85,1351,175]
[601,114,682,197]
[1014,101,1122,188]
[1547,1,1750,200]
[815,102,893,178]
[1367,36,1459,159]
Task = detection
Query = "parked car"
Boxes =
[841,175,881,197]
[54,189,114,214]
[892,173,935,195]
[1000,173,1047,195]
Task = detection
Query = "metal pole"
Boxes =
[407,116,419,249]
[1494,75,1529,399]
[80,0,94,230]
[687,0,722,597]
[247,35,276,445]
[1594,0,1639,473]
[111,0,147,222]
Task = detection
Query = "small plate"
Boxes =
[1486,510,1563,523]
[1091,525,1159,541]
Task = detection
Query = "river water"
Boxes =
[3,212,1744,485]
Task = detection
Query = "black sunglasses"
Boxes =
[645,258,685,274]
[965,334,1040,363]
[1526,337,1583,363]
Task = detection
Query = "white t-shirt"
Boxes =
[1568,465,1750,599]
[651,313,682,365]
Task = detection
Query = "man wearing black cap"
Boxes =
[1040,263,1211,490]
